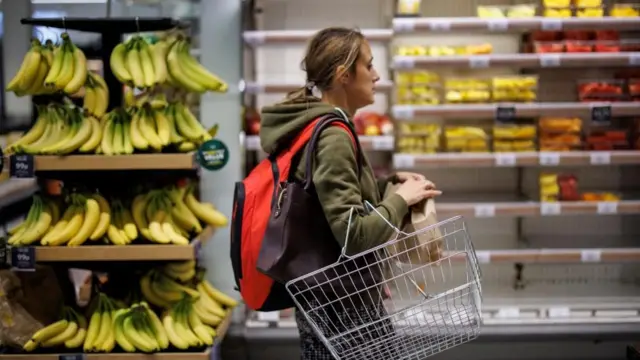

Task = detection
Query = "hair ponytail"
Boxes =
[280,82,316,104]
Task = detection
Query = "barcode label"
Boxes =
[475,251,491,264]
[474,205,496,218]
[581,249,601,263]
[540,202,561,215]
[487,20,508,31]
[392,106,415,120]
[394,154,415,169]
[548,307,571,318]
[495,153,516,167]
[541,19,562,31]
[372,137,394,150]
[589,152,611,165]
[469,56,490,68]
[394,57,415,70]
[496,307,520,318]
[539,152,560,166]
[596,202,618,214]
[429,20,451,31]
[540,54,561,67]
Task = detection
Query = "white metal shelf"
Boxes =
[243,80,394,94]
[243,29,393,45]
[436,201,640,217]
[243,134,395,151]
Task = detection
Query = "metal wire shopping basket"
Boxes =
[286,202,483,360]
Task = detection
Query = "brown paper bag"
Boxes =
[384,183,443,265]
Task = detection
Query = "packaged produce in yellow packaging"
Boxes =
[576,7,604,17]
[398,123,441,153]
[610,4,639,17]
[492,75,538,102]
[575,0,601,6]
[539,118,582,133]
[494,140,536,152]
[494,125,537,140]
[544,8,572,17]
[539,173,560,202]
[445,126,489,152]
[413,71,440,84]
[543,0,571,6]
[397,0,422,16]
[445,78,491,103]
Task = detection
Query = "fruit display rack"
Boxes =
[0,17,235,358]
[240,0,640,338]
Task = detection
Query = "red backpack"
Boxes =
[231,114,358,311]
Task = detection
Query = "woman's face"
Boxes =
[343,41,380,110]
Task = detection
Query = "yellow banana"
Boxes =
[193,299,222,326]
[196,284,227,317]
[201,279,239,308]
[122,315,157,352]
[122,118,135,155]
[162,216,190,245]
[100,116,116,156]
[90,73,109,118]
[64,310,87,348]
[125,39,145,88]
[56,111,94,155]
[185,190,228,227]
[113,310,136,352]
[188,304,214,345]
[46,205,84,246]
[4,110,48,153]
[26,58,49,95]
[89,193,111,240]
[173,307,201,346]
[83,84,97,115]
[19,197,53,245]
[63,44,88,95]
[162,312,190,349]
[83,306,102,351]
[67,197,101,246]
[132,194,153,240]
[53,36,76,91]
[178,39,227,92]
[138,40,156,88]
[138,107,163,151]
[41,205,75,245]
[166,38,206,93]
[30,319,69,343]
[130,110,150,151]
[110,42,132,84]
[79,115,102,153]
[141,303,169,349]
[151,41,168,84]
[121,207,138,241]
[7,39,43,93]
[153,109,171,146]
[41,320,78,347]
[140,274,172,308]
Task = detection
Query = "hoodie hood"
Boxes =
[259,98,351,153]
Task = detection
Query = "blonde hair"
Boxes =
[281,27,364,104]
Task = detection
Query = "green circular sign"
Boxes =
[196,139,229,171]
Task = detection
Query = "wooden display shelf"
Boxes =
[393,17,640,33]
[10,153,199,172]
[393,151,640,168]
[0,302,233,360]
[392,53,639,69]
[32,226,215,262]
[436,201,640,218]
[244,134,395,151]
[243,29,392,44]
[0,179,38,208]
[391,102,640,119]
[447,248,640,264]
[244,80,394,94]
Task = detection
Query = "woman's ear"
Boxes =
[335,65,350,85]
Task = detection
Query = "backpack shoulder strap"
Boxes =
[302,115,363,191]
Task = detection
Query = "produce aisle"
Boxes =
[0,15,238,359]
[236,0,640,359]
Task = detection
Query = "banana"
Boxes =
[173,103,204,140]
[4,110,48,153]
[188,303,214,345]
[41,205,75,245]
[26,58,50,95]
[147,197,172,244]
[138,107,163,151]
[107,218,128,245]
[162,216,190,245]
[125,38,145,89]
[83,84,97,114]
[23,340,38,352]
[30,319,69,344]
[8,200,40,245]
[89,193,111,240]
[153,108,171,146]
[46,205,84,246]
[90,72,109,118]
[43,43,65,87]
[67,197,101,246]
[196,283,227,317]
[138,40,156,88]
[150,41,168,85]
[121,206,139,241]
[162,311,190,349]
[184,188,228,227]
[83,303,102,351]
[63,44,88,95]
[92,301,112,351]
[140,273,172,308]
[78,115,102,153]
[122,117,135,154]
[41,320,78,347]
[113,309,136,352]
[56,111,94,155]
[110,42,132,84]
[53,35,76,91]
[130,109,150,151]
[173,306,201,347]
[163,263,196,283]
[178,141,197,152]
[193,299,222,326]
[111,116,125,155]
[100,115,116,156]
[166,38,206,93]
[64,310,87,348]
[122,315,156,352]
[132,194,153,240]
[201,279,239,308]
[7,39,43,93]
[141,302,169,349]
[18,196,53,245]
[169,186,202,234]
[178,39,228,92]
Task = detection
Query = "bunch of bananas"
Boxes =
[4,104,100,155]
[162,296,216,349]
[83,71,110,119]
[7,33,87,97]
[114,302,170,352]
[6,194,54,246]
[23,306,87,351]
[110,34,227,93]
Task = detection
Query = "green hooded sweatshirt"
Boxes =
[260,99,409,255]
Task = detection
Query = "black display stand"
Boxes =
[20,17,185,111]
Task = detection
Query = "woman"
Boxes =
[259,27,441,359]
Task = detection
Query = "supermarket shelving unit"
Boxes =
[236,1,640,359]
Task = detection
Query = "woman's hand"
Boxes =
[396,171,426,182]
[395,178,442,207]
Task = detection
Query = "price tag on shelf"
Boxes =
[392,106,415,120]
[496,307,520,319]
[429,20,451,31]
[548,307,571,318]
[591,104,612,124]
[495,153,517,167]
[10,246,35,272]
[597,201,618,215]
[539,54,561,68]
[540,202,561,216]
[630,54,640,66]
[394,57,415,70]
[59,354,86,360]
[539,152,560,166]
[257,311,281,322]
[372,136,394,150]
[581,249,601,263]
[244,32,266,46]
[394,154,415,169]
[487,19,508,31]
[9,155,35,178]
[393,18,415,32]
[495,105,516,122]
[474,204,496,218]
[475,250,491,264]
[589,151,611,165]
[541,19,562,31]
[469,56,490,69]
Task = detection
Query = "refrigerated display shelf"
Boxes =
[393,151,640,168]
[392,53,639,69]
[437,200,640,217]
[454,248,640,264]
[393,17,640,33]
[0,179,38,208]
[243,80,394,94]
[243,135,395,151]
[1,153,198,172]
[391,102,640,119]
[243,29,393,45]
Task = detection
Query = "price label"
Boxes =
[541,19,562,31]
[475,250,491,264]
[245,136,261,150]
[10,246,35,272]
[630,54,640,66]
[392,106,415,120]
[496,307,520,318]
[539,54,561,67]
[539,152,560,166]
[581,249,601,263]
[469,56,490,69]
[0,237,9,269]
[589,152,611,165]
[540,202,561,216]
[394,154,415,169]
[244,82,264,94]
[394,57,415,70]
[474,205,496,218]
[257,311,281,322]
[244,32,266,45]
[591,105,612,124]
[372,136,394,150]
[393,19,415,32]
[597,201,618,215]
[429,20,451,31]
[548,307,571,318]
[59,354,86,360]
[9,155,35,178]
[487,19,508,31]
[495,105,516,122]
[495,153,517,167]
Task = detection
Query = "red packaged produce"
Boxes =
[564,31,592,41]
[594,41,620,52]
[531,31,562,42]
[577,80,624,99]
[558,174,580,201]
[565,41,592,53]
[621,40,640,52]
[534,41,564,53]
[594,30,620,41]
[630,79,640,95]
